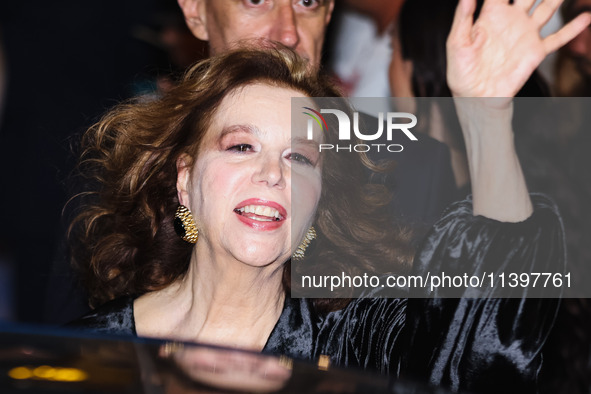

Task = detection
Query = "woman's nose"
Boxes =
[251,155,287,189]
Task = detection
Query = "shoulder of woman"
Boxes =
[65,296,136,336]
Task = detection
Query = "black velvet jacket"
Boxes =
[69,195,564,393]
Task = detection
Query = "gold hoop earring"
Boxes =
[174,205,199,244]
[292,227,316,261]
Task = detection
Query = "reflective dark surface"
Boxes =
[0,325,452,393]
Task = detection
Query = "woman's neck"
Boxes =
[134,250,286,351]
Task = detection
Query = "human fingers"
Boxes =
[543,12,591,53]
[449,0,477,45]
[531,0,564,29]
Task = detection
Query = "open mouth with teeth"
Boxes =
[234,205,284,222]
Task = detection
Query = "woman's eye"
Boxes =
[228,144,253,152]
[289,152,314,166]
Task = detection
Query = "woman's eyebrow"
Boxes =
[219,124,259,139]
[291,136,320,149]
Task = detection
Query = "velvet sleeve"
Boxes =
[400,194,565,393]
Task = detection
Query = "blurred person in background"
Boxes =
[554,0,591,97]
[177,0,334,68]
[555,0,591,95]
[328,0,405,112]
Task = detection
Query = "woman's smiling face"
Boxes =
[177,83,322,268]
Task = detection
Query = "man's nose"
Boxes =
[252,155,287,189]
[269,3,300,49]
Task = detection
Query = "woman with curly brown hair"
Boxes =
[68,0,590,391]
[68,47,412,313]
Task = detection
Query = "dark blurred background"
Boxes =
[0,0,206,325]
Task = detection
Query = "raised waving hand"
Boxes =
[447,0,591,98]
